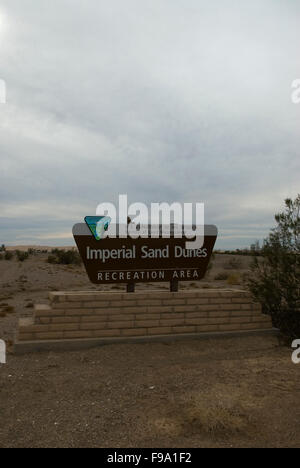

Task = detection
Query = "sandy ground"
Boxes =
[2,251,299,448]
[0,335,299,448]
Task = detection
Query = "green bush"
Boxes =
[4,251,13,261]
[47,254,58,264]
[247,195,300,338]
[0,244,5,252]
[16,250,29,262]
[47,249,81,266]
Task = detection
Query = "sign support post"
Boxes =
[170,279,179,292]
[127,282,135,293]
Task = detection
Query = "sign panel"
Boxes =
[73,224,217,284]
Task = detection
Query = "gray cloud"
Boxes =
[0,0,299,248]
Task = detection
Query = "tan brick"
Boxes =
[218,324,242,332]
[206,317,229,325]
[94,329,121,337]
[39,317,51,324]
[197,325,218,333]
[185,312,208,319]
[219,304,242,311]
[231,297,252,304]
[161,312,185,320]
[109,300,137,307]
[196,304,221,311]
[80,293,124,301]
[162,299,185,306]
[36,332,64,340]
[147,306,173,314]
[209,311,231,318]
[67,294,100,302]
[186,298,209,305]
[160,318,185,327]
[231,309,253,316]
[35,310,56,318]
[94,307,123,315]
[135,320,160,328]
[136,300,162,306]
[19,325,49,333]
[122,306,148,314]
[82,301,110,308]
[52,302,84,309]
[173,305,197,313]
[185,318,209,326]
[80,322,107,331]
[241,304,253,311]
[121,328,147,337]
[64,331,92,339]
[136,313,161,320]
[249,322,271,330]
[65,308,96,316]
[51,316,80,324]
[110,314,135,321]
[209,298,232,304]
[49,323,79,331]
[107,321,134,329]
[18,333,34,341]
[148,327,172,335]
[81,314,107,322]
[172,326,196,334]
[230,316,252,324]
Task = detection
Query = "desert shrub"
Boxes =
[215,272,229,281]
[16,250,29,262]
[247,195,300,338]
[4,251,13,261]
[227,273,240,285]
[47,249,81,266]
[47,254,58,264]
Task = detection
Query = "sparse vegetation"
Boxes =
[47,249,82,266]
[4,251,13,261]
[16,250,29,262]
[224,258,243,270]
[248,195,300,338]
[227,273,240,285]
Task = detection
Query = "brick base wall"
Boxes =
[14,290,273,352]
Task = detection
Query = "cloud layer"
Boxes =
[0,0,299,248]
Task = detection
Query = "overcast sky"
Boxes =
[0,0,299,248]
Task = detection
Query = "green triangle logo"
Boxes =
[84,216,111,241]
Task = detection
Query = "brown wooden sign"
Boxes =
[73,224,217,285]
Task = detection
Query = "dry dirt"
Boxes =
[0,251,299,448]
[0,335,300,448]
